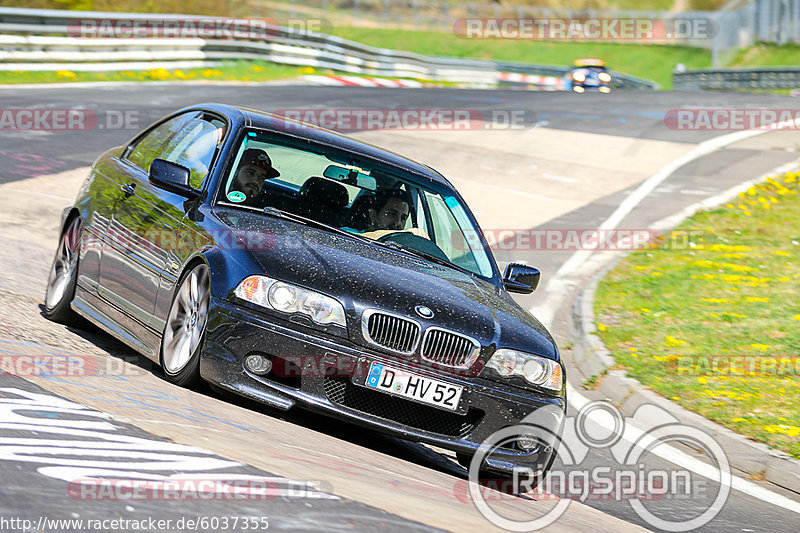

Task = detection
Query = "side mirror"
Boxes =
[149,158,199,198]
[503,263,540,294]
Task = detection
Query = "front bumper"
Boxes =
[200,297,566,473]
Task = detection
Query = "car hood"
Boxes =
[213,208,557,361]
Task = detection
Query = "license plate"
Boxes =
[364,362,463,411]
[584,79,599,86]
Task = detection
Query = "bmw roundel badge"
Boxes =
[415,305,434,319]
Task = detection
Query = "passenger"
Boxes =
[229,148,280,201]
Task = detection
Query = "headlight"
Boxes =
[572,72,585,82]
[235,275,346,327]
[485,348,563,391]
[598,72,612,82]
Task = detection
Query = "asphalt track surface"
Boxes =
[1,84,799,532]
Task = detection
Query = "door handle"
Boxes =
[121,183,136,198]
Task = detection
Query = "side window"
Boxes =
[425,191,461,260]
[127,113,195,173]
[161,117,226,189]
[127,113,226,190]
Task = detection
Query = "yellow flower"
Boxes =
[148,68,171,80]
[640,307,652,313]
[746,297,769,302]
[56,70,77,80]
[731,418,746,423]
[697,376,708,384]
[772,251,790,256]
[763,424,800,436]
[665,335,687,347]
[749,343,770,351]
[597,324,607,331]
[701,298,727,304]
[793,315,800,320]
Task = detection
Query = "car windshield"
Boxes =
[216,130,496,278]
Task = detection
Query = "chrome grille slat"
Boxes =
[421,327,480,369]
[390,316,400,348]
[362,310,420,354]
[445,334,456,364]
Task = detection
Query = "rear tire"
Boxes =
[160,263,210,388]
[44,216,82,325]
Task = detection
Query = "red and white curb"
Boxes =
[304,73,567,91]
[497,72,566,91]
[303,75,423,88]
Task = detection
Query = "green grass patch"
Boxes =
[0,60,305,84]
[729,42,800,67]
[594,173,800,458]
[331,26,710,89]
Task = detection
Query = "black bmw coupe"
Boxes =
[44,103,566,477]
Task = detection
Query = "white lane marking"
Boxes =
[531,121,799,328]
[524,122,800,514]
[567,383,800,514]
[0,388,339,500]
[650,158,800,233]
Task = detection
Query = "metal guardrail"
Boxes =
[0,6,658,90]
[673,67,800,90]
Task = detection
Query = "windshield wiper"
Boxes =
[377,240,475,277]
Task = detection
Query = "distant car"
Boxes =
[565,58,612,93]
[44,103,566,478]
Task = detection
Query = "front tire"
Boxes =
[44,216,82,325]
[160,263,210,387]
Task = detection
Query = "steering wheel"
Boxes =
[377,231,450,262]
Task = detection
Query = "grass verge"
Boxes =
[594,172,800,459]
[729,42,800,67]
[0,60,306,84]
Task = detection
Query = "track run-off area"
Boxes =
[1,83,799,532]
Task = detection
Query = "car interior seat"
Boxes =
[343,193,376,231]
[295,177,349,227]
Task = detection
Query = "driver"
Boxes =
[366,188,410,231]
[229,148,280,201]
